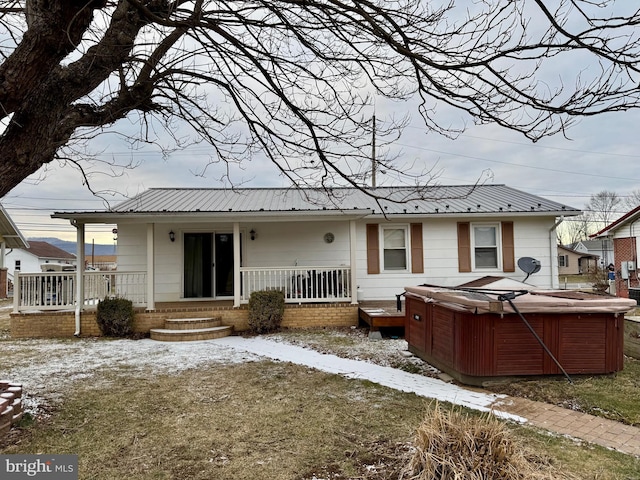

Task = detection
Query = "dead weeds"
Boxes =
[400,403,575,480]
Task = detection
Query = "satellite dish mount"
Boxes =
[518,257,541,282]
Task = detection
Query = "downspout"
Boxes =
[549,216,564,289]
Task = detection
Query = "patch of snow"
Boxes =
[3,338,259,416]
[3,334,524,423]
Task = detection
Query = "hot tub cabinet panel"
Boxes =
[404,287,632,385]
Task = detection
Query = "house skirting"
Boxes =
[10,303,359,338]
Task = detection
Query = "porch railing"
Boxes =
[240,266,351,303]
[13,271,147,312]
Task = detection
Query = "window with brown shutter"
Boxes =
[501,221,515,272]
[457,222,472,272]
[366,224,380,274]
[411,223,424,273]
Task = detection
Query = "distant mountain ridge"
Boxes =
[28,237,116,256]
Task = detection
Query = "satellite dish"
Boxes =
[518,257,541,281]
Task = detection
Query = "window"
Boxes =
[366,223,423,274]
[472,224,499,269]
[382,226,408,271]
[14,260,20,271]
[558,255,569,267]
[457,221,514,273]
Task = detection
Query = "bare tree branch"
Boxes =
[1,1,640,201]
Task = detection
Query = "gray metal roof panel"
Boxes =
[107,185,579,216]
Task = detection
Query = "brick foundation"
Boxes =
[10,303,359,338]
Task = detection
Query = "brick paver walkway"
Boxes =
[493,396,640,457]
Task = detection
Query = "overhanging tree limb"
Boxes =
[1,1,640,198]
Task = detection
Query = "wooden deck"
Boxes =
[358,301,406,331]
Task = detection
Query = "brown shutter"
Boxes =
[366,224,380,274]
[410,223,424,273]
[501,221,515,272]
[457,222,471,272]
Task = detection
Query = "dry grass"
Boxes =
[2,359,640,479]
[487,356,640,427]
[401,403,575,480]
[2,361,425,480]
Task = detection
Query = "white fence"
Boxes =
[240,266,351,303]
[13,267,351,311]
[14,271,147,311]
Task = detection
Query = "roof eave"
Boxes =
[52,209,375,223]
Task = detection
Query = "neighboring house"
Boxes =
[86,255,117,271]
[4,240,77,277]
[557,245,598,276]
[592,205,640,300]
[569,239,614,268]
[0,204,29,298]
[44,185,580,310]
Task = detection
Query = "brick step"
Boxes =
[150,325,233,342]
[163,317,222,330]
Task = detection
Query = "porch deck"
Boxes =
[358,301,406,332]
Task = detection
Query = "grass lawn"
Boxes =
[487,356,640,427]
[2,360,640,479]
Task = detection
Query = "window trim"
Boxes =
[380,224,410,272]
[471,223,502,271]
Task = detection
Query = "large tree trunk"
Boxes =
[0,0,148,197]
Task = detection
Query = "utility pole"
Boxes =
[371,113,376,187]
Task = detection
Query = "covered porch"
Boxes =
[12,265,353,312]
[13,218,359,313]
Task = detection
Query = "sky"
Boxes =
[3,104,639,245]
[2,3,640,245]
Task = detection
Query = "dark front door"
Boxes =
[184,233,213,298]
[215,233,234,297]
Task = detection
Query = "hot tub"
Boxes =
[404,285,637,386]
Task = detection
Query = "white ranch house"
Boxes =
[11,185,581,337]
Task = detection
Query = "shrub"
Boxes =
[248,290,285,334]
[96,297,135,337]
[401,402,569,480]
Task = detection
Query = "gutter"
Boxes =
[549,216,564,289]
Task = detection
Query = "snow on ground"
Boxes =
[2,332,522,422]
[2,338,260,415]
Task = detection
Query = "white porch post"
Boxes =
[0,240,5,269]
[350,220,358,304]
[74,222,85,336]
[233,222,241,307]
[146,224,155,311]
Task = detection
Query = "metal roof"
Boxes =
[53,185,581,221]
[0,203,29,249]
